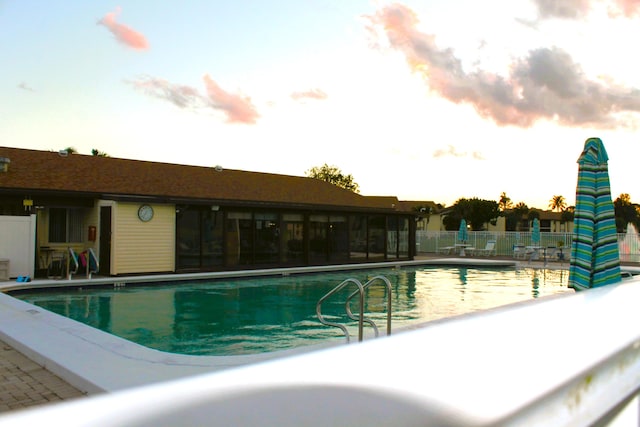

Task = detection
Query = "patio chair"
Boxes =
[513,245,526,259]
[470,240,496,257]
[438,245,455,255]
[525,246,540,262]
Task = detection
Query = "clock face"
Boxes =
[138,204,154,222]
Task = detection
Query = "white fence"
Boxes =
[417,230,640,262]
[0,215,36,278]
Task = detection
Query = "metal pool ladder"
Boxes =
[316,275,392,343]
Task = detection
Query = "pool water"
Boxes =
[13,266,570,356]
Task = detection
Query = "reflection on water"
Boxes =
[14,266,570,356]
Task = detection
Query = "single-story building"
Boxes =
[0,147,417,278]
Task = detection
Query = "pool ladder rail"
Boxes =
[316,275,392,343]
[67,247,100,280]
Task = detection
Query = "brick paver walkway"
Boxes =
[0,339,85,413]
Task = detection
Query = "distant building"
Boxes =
[0,147,417,277]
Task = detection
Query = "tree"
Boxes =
[498,192,512,211]
[305,164,360,193]
[614,193,639,232]
[442,198,500,231]
[91,148,109,157]
[549,195,567,212]
[63,147,77,154]
[528,209,540,221]
[503,202,529,231]
[561,206,575,224]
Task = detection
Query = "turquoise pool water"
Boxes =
[13,266,570,356]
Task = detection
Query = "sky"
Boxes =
[2,0,640,210]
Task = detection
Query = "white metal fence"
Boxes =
[417,230,640,262]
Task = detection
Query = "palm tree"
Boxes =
[498,192,512,211]
[549,195,566,212]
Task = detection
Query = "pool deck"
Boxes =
[0,255,587,412]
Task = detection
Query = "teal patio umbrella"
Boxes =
[531,218,540,246]
[569,137,621,291]
[458,219,468,242]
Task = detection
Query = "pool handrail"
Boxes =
[345,275,393,338]
[86,248,99,278]
[66,247,79,280]
[315,278,365,343]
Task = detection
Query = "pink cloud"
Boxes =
[609,0,640,17]
[99,7,149,50]
[126,75,259,124]
[17,82,35,92]
[202,74,260,124]
[291,88,328,101]
[367,4,640,129]
[432,145,484,160]
[531,0,640,19]
[531,0,592,19]
[126,76,204,108]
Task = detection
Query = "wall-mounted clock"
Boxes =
[138,204,154,222]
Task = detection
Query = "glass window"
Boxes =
[176,208,200,268]
[399,217,409,258]
[254,212,279,264]
[349,215,367,261]
[176,206,224,270]
[202,209,223,268]
[49,208,83,243]
[309,214,328,264]
[283,213,304,264]
[387,216,398,259]
[226,212,253,266]
[329,215,348,262]
[368,215,385,260]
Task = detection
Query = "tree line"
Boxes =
[439,192,640,232]
[304,165,640,233]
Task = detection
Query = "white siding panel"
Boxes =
[111,204,175,275]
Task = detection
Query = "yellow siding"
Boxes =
[111,203,175,275]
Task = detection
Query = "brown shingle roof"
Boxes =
[0,147,399,211]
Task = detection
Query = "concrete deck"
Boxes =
[0,256,577,412]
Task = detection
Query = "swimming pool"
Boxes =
[12,265,571,356]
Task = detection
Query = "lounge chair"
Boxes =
[438,245,455,255]
[470,240,496,257]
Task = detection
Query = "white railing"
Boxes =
[417,230,640,262]
[2,278,640,426]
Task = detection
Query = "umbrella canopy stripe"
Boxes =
[458,219,468,242]
[569,137,621,290]
[531,218,540,245]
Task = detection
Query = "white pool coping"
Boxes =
[0,258,527,394]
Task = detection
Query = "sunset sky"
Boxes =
[3,0,640,209]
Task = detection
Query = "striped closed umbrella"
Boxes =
[531,218,540,245]
[458,219,468,243]
[569,137,621,291]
